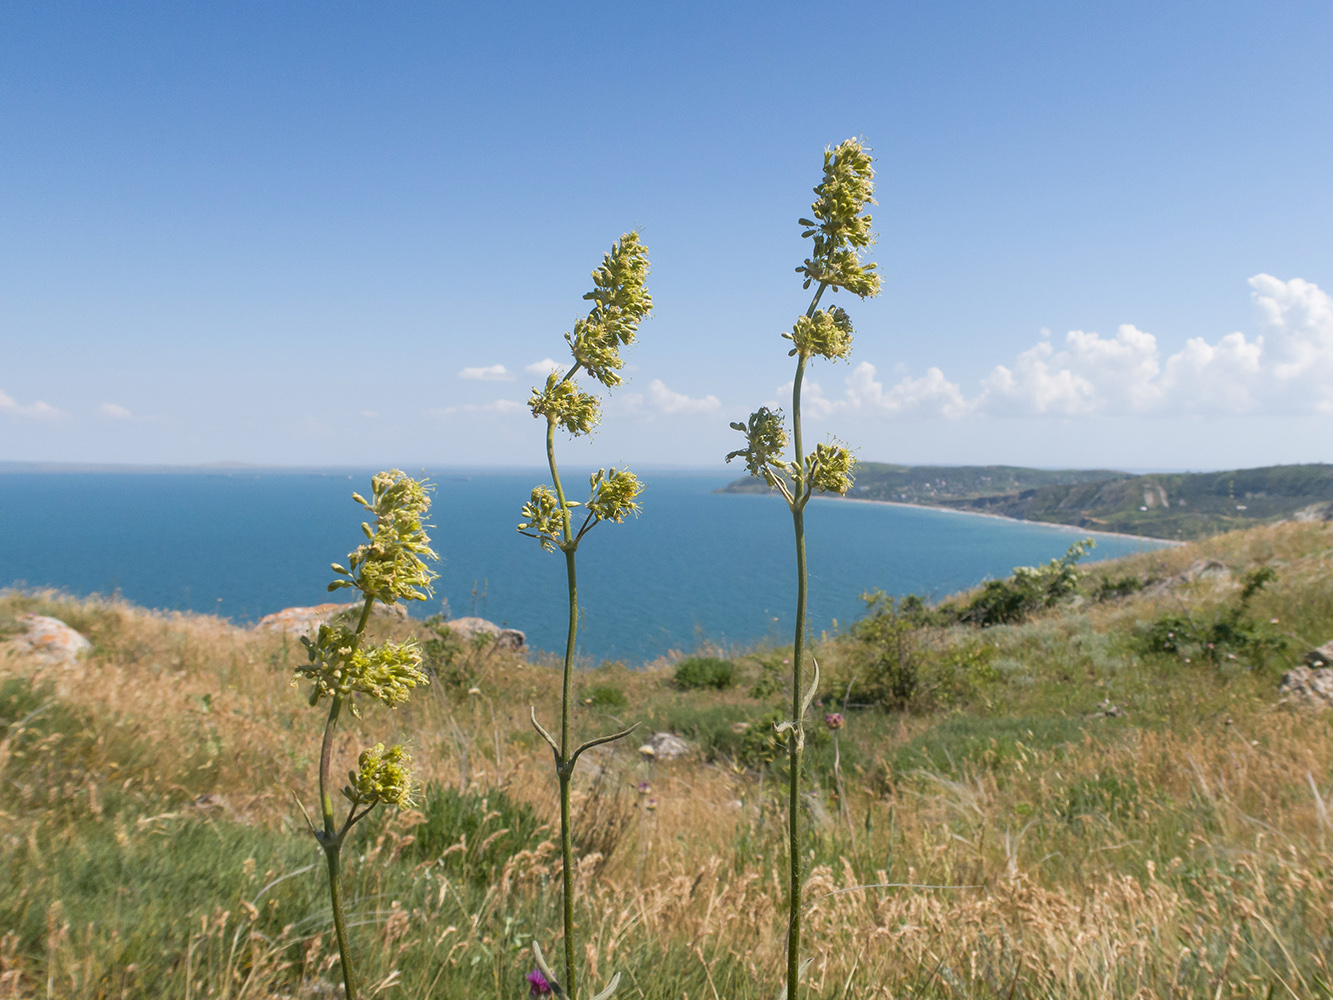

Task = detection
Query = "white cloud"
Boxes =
[430,399,524,416]
[360,410,378,419]
[843,363,970,418]
[524,358,564,377]
[800,275,1333,422]
[99,403,133,420]
[0,389,63,420]
[620,379,722,418]
[458,364,515,382]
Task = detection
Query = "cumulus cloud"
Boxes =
[799,275,1333,421]
[99,403,133,420]
[619,379,722,418]
[0,390,63,420]
[430,399,524,416]
[524,358,564,377]
[458,364,515,382]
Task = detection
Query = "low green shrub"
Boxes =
[674,656,735,690]
[953,539,1094,626]
[583,683,627,708]
[1136,566,1285,665]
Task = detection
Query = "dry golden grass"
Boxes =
[3,522,1333,996]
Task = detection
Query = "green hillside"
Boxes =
[723,462,1333,540]
[722,462,1126,502]
[952,463,1333,539]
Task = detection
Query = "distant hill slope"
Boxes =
[722,463,1127,503]
[721,463,1333,540]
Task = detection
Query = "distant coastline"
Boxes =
[825,494,1182,546]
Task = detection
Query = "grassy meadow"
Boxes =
[4,521,1333,998]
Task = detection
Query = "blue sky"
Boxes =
[2,1,1332,472]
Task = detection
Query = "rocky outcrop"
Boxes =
[443,617,525,650]
[1279,665,1333,709]
[8,615,93,666]
[255,602,406,634]
[1305,641,1333,668]
[638,732,690,759]
[1143,559,1232,596]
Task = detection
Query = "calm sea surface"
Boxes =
[0,470,1168,664]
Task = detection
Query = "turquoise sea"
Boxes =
[0,469,1168,664]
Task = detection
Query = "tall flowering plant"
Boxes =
[294,470,438,1000]
[518,232,651,1000]
[727,139,882,1000]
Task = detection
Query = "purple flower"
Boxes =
[637,781,652,794]
[527,969,553,996]
[824,712,845,730]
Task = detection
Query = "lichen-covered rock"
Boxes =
[1279,665,1333,709]
[643,732,689,759]
[255,602,406,634]
[443,616,526,651]
[11,614,93,666]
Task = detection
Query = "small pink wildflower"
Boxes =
[824,712,845,730]
[527,969,553,996]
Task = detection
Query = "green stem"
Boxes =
[560,548,578,997]
[783,281,825,1000]
[546,412,581,998]
[787,504,807,999]
[314,592,375,1000]
[324,840,356,1000]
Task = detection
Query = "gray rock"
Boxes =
[1143,559,1233,597]
[1181,559,1232,583]
[9,614,92,666]
[1279,665,1333,709]
[1088,698,1126,719]
[1305,641,1333,668]
[444,616,526,650]
[255,601,406,635]
[644,732,690,759]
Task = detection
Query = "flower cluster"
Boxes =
[329,470,438,605]
[529,372,602,437]
[348,743,415,809]
[806,441,856,496]
[796,138,882,299]
[297,627,428,713]
[586,467,643,524]
[824,712,845,730]
[784,306,854,361]
[726,407,790,486]
[565,231,653,388]
[518,485,567,552]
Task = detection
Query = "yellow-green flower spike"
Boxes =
[565,232,653,388]
[331,470,439,605]
[297,629,428,710]
[784,307,854,361]
[529,372,602,436]
[518,485,566,551]
[346,640,429,708]
[586,467,643,524]
[806,441,857,496]
[351,743,415,808]
[726,407,789,486]
[796,138,882,299]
